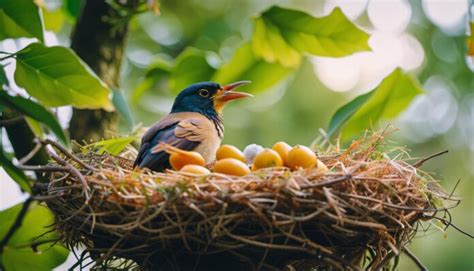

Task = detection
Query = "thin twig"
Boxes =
[41,138,95,170]
[403,247,427,271]
[430,216,474,238]
[413,150,449,168]
[0,115,24,126]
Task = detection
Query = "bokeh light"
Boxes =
[368,0,412,32]
[422,0,468,34]
[323,0,368,19]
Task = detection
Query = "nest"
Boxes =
[37,132,458,270]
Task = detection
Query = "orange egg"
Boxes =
[213,158,250,176]
[180,164,211,175]
[216,144,246,162]
[286,145,317,170]
[252,148,283,170]
[272,141,292,166]
[155,143,206,170]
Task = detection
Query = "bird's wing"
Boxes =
[134,115,209,170]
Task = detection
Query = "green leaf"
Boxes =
[332,68,424,140]
[25,116,44,140]
[112,90,134,130]
[14,42,114,111]
[0,91,68,146]
[252,6,370,67]
[90,136,137,155]
[213,43,293,93]
[0,203,68,271]
[0,145,30,193]
[169,48,216,94]
[2,243,69,271]
[327,91,373,138]
[0,0,44,42]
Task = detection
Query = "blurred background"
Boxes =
[1,0,473,270]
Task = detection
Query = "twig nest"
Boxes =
[40,133,455,270]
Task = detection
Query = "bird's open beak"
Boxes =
[215,81,253,102]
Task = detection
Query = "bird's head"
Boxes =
[171,81,252,116]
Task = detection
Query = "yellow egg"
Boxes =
[216,144,246,162]
[179,164,211,175]
[314,160,329,175]
[213,158,250,176]
[252,148,283,170]
[286,145,317,170]
[272,141,292,166]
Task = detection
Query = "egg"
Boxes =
[243,144,264,164]
[252,148,283,170]
[272,141,292,166]
[216,144,246,162]
[286,145,317,170]
[179,164,211,175]
[213,158,251,176]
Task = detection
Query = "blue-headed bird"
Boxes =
[133,81,252,172]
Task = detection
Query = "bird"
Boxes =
[133,81,252,172]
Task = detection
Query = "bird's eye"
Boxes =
[198,89,209,97]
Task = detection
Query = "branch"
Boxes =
[413,150,449,168]
[0,197,33,253]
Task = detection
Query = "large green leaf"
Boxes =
[14,42,114,111]
[213,43,293,93]
[252,6,370,67]
[0,203,68,271]
[0,145,30,193]
[330,68,424,140]
[0,0,44,42]
[0,91,68,146]
[169,48,216,94]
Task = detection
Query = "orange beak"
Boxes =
[214,81,253,102]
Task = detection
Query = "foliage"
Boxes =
[0,91,68,145]
[15,43,114,111]
[252,7,370,67]
[327,68,424,139]
[0,0,44,42]
[0,203,69,271]
[0,146,30,192]
[139,5,371,97]
[88,136,138,155]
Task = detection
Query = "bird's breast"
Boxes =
[194,131,221,163]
